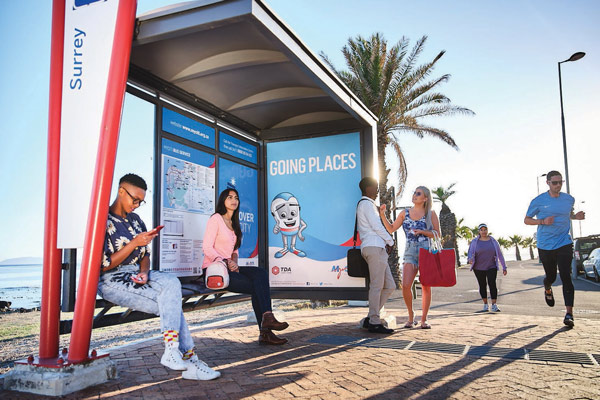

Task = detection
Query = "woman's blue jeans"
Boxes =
[97,265,195,352]
[227,267,272,328]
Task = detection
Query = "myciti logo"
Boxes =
[74,0,105,9]
[330,265,347,280]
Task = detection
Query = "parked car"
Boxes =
[573,235,600,275]
[583,248,600,282]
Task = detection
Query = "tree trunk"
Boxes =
[529,246,534,260]
[376,128,401,285]
[515,245,521,261]
[454,240,461,266]
[439,203,457,251]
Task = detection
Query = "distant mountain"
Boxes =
[0,257,43,266]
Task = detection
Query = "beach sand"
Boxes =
[0,299,314,375]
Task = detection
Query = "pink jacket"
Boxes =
[202,214,239,268]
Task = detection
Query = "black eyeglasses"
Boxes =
[121,187,146,206]
[414,191,423,196]
[549,180,564,186]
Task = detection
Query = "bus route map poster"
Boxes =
[159,138,215,277]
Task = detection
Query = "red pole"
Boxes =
[39,0,66,360]
[68,0,138,362]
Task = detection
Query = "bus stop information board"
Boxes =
[266,132,365,288]
[159,138,215,277]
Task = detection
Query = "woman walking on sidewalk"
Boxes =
[380,186,440,329]
[203,188,289,345]
[467,223,507,312]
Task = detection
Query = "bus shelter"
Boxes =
[127,0,378,300]
[5,0,379,396]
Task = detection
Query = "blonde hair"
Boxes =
[416,185,433,230]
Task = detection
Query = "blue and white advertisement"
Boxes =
[160,138,215,277]
[219,132,258,164]
[162,108,215,149]
[218,158,259,266]
[266,132,365,288]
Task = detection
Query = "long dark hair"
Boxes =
[215,188,242,250]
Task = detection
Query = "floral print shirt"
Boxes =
[102,211,150,272]
[402,208,429,244]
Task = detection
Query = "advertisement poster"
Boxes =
[218,158,259,266]
[159,138,215,277]
[266,132,364,288]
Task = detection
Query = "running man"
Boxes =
[524,170,585,327]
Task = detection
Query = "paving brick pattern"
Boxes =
[1,306,599,399]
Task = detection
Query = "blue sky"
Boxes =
[1,0,599,260]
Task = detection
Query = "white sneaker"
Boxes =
[482,304,489,312]
[491,304,500,312]
[160,341,188,371]
[182,356,221,380]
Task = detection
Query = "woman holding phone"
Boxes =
[380,186,441,329]
[99,173,220,381]
[203,188,289,345]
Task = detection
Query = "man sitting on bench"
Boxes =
[99,173,220,381]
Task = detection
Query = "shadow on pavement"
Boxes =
[365,324,568,399]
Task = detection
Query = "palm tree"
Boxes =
[321,33,474,203]
[508,235,523,261]
[432,184,457,252]
[455,218,474,266]
[321,33,473,281]
[497,237,511,251]
[521,237,537,260]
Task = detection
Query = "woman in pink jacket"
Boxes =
[203,188,289,345]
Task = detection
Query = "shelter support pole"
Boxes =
[39,0,66,360]
[68,0,138,362]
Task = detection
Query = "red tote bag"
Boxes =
[418,248,457,287]
[417,232,456,287]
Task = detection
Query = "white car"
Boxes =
[582,248,600,282]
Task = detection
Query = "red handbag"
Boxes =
[418,233,456,287]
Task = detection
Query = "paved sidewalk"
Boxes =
[2,303,599,399]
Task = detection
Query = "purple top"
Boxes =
[467,236,507,272]
[472,239,496,271]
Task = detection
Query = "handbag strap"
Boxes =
[429,231,443,253]
[353,199,369,248]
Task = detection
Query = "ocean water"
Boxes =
[0,264,43,309]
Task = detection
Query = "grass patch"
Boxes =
[0,323,39,341]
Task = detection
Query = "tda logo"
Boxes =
[271,266,292,275]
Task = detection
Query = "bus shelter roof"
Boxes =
[131,0,377,139]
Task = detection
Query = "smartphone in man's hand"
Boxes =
[148,225,165,235]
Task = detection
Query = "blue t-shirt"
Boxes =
[526,191,574,250]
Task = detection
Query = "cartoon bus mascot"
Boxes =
[270,192,307,258]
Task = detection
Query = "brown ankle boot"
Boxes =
[261,311,289,331]
[259,329,288,345]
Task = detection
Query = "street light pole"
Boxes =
[558,51,585,278]
[536,173,547,195]
[558,51,585,195]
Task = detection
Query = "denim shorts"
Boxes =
[403,240,430,265]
